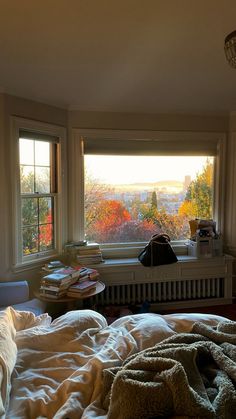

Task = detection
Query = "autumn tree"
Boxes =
[115,219,159,241]
[179,160,213,219]
[85,171,113,231]
[86,200,131,243]
[178,200,197,219]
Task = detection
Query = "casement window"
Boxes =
[70,129,225,258]
[11,118,66,268]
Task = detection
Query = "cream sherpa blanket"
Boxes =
[102,320,236,419]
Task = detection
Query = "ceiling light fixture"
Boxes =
[224,30,236,68]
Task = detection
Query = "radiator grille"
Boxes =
[91,277,224,306]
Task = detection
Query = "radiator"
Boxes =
[91,277,225,306]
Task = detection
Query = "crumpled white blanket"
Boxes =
[0,307,50,419]
[1,307,227,419]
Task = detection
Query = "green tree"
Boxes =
[151,191,158,208]
[184,160,213,219]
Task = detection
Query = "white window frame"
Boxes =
[11,117,67,270]
[69,128,226,259]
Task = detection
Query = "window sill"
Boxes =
[100,242,188,259]
[91,254,231,269]
[12,253,60,273]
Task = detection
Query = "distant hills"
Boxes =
[112,180,184,192]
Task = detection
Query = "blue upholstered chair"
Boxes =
[0,281,46,316]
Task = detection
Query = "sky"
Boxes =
[85,155,212,185]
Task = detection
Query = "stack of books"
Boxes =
[40,265,87,299]
[42,260,65,273]
[67,280,97,298]
[66,266,100,298]
[75,243,104,265]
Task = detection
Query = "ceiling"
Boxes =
[1,0,236,114]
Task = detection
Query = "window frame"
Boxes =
[11,117,67,270]
[69,128,226,258]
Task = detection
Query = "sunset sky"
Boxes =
[85,155,212,185]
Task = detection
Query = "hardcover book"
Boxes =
[67,280,97,293]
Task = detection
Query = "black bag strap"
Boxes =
[149,233,171,245]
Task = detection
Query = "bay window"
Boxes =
[70,129,225,258]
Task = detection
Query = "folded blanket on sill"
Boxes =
[102,320,236,419]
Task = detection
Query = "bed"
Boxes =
[0,306,235,418]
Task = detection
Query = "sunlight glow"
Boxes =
[85,155,210,184]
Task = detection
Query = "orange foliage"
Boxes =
[178,200,197,219]
[87,200,131,242]
[39,213,53,248]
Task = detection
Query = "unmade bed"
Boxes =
[0,307,236,418]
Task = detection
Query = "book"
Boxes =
[54,266,81,280]
[49,260,65,267]
[79,267,99,276]
[67,280,97,294]
[40,277,72,288]
[39,288,67,299]
[40,281,70,292]
[74,242,100,250]
[76,248,102,255]
[43,273,71,283]
[42,261,65,272]
[40,292,67,300]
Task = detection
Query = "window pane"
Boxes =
[35,141,50,166]
[39,197,53,224]
[22,226,38,255]
[20,166,34,193]
[39,224,53,251]
[84,155,214,243]
[21,197,38,226]
[35,167,50,193]
[19,139,34,165]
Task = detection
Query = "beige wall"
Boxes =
[0,94,67,283]
[0,93,8,278]
[69,110,228,132]
[225,112,236,294]
[5,94,68,127]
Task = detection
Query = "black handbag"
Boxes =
[138,233,178,267]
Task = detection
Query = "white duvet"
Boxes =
[0,307,227,419]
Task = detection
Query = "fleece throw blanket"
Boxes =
[103,320,236,419]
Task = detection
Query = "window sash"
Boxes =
[11,117,67,269]
[19,136,57,259]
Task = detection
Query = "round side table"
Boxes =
[34,280,105,311]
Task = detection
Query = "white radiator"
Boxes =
[91,277,225,306]
[87,256,233,309]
